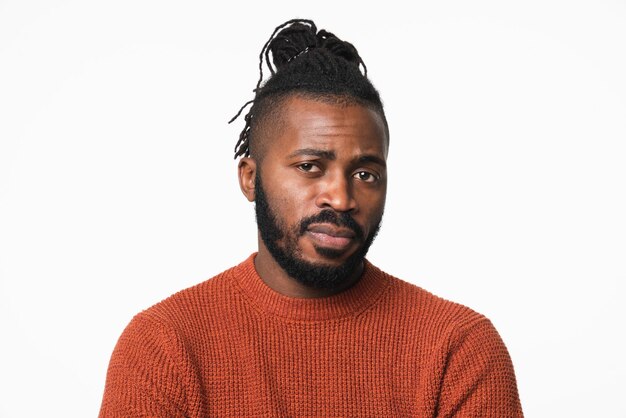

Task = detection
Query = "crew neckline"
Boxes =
[230,253,390,322]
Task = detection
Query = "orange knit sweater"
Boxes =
[99,254,523,417]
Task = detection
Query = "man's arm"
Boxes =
[98,314,196,418]
[437,317,523,417]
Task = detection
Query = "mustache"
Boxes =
[298,209,364,241]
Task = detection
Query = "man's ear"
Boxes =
[238,157,257,202]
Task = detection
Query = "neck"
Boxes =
[254,240,363,298]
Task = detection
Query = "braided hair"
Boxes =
[230,19,388,160]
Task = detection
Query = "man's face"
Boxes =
[252,95,388,290]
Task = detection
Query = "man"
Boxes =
[99,19,523,417]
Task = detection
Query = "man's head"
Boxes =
[234,20,389,291]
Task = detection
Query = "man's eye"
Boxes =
[354,171,378,183]
[298,163,319,173]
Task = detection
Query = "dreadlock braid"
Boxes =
[230,19,387,159]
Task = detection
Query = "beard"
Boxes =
[254,172,381,290]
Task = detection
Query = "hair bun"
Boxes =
[268,21,361,70]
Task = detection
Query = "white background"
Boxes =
[1,1,625,416]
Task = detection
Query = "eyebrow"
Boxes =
[287,148,386,168]
[358,155,387,168]
[287,148,336,160]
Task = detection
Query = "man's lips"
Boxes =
[305,223,356,249]
[307,223,356,238]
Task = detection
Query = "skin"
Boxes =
[238,95,389,298]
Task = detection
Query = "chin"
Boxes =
[267,241,365,291]
[302,239,358,263]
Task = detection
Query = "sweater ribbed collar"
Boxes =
[230,253,390,322]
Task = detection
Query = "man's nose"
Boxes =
[314,173,357,212]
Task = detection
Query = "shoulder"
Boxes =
[127,255,254,333]
[368,263,522,411]
[375,263,485,320]
[366,261,498,342]
[99,255,254,417]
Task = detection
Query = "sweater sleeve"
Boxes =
[436,317,523,418]
[98,314,195,418]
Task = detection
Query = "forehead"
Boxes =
[264,95,388,159]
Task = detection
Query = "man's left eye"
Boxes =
[298,163,320,173]
[354,171,378,183]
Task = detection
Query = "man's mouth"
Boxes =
[305,223,357,250]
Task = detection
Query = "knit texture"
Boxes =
[99,254,523,417]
